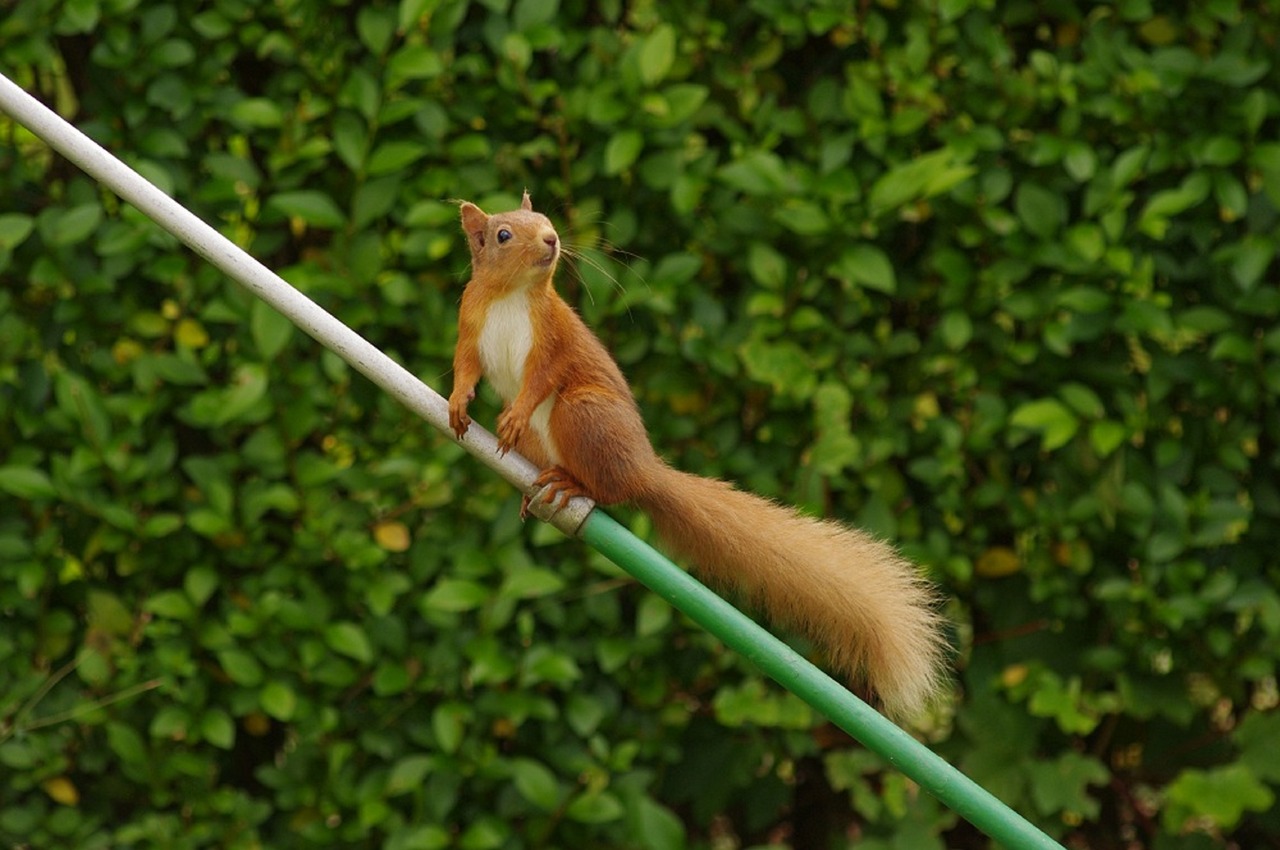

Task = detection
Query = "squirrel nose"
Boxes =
[543,233,558,248]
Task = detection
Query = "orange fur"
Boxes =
[449,194,947,718]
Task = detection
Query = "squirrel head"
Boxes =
[459,191,560,287]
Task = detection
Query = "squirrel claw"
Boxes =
[496,409,525,456]
[448,392,473,439]
[449,415,470,440]
[531,466,589,512]
[519,467,588,522]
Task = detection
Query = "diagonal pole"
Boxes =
[0,72,1066,850]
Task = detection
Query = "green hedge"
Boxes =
[2,0,1279,847]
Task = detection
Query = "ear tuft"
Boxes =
[459,202,489,253]
[521,190,533,211]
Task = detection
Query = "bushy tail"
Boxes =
[635,464,947,719]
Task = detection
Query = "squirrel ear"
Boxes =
[520,190,533,211]
[459,202,489,252]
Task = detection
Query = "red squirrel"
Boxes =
[448,192,946,718]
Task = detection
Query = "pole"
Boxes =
[0,73,1066,850]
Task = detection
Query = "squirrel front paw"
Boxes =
[496,407,526,456]
[448,389,474,439]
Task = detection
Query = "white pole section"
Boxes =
[0,72,593,536]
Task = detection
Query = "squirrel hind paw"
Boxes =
[531,466,590,509]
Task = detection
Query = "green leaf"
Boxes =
[658,83,708,125]
[1014,182,1066,238]
[269,190,347,228]
[250,300,295,360]
[565,693,607,737]
[1196,135,1243,166]
[201,709,235,750]
[146,590,195,620]
[626,795,687,850]
[106,721,149,768]
[386,45,445,86]
[718,150,791,195]
[432,703,468,754]
[774,199,829,235]
[1164,764,1274,830]
[229,98,285,128]
[332,112,368,171]
[421,578,490,612]
[143,513,184,538]
[1088,421,1128,457]
[260,681,297,721]
[566,791,624,823]
[217,649,264,687]
[367,141,430,176]
[1236,711,1280,783]
[510,758,562,811]
[55,371,111,443]
[1138,173,1211,238]
[604,130,644,175]
[1010,398,1079,450]
[650,252,701,288]
[747,242,787,289]
[387,825,450,850]
[714,679,813,729]
[1111,145,1149,187]
[739,338,817,398]
[458,817,508,850]
[869,148,975,214]
[386,754,435,796]
[1057,287,1111,312]
[636,594,673,637]
[513,0,559,31]
[353,175,401,230]
[184,565,219,606]
[521,646,582,686]
[86,590,133,637]
[46,203,103,246]
[1025,672,1101,734]
[1227,236,1274,292]
[1027,752,1109,819]
[831,243,896,294]
[325,621,374,664]
[1063,144,1097,181]
[1066,222,1106,262]
[398,0,440,31]
[181,364,269,426]
[810,382,861,475]
[1059,382,1104,419]
[0,213,35,250]
[502,32,533,69]
[638,25,676,86]
[499,566,565,599]
[1202,52,1269,87]
[939,311,973,350]
[0,466,57,500]
[356,6,396,54]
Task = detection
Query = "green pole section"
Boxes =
[0,72,1066,850]
[581,510,1067,850]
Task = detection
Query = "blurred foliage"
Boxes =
[2,0,1280,847]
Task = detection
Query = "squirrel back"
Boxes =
[448,193,947,718]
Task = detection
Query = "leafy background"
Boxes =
[2,0,1279,847]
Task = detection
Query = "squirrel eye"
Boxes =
[497,228,512,244]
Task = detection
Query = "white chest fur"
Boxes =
[478,290,532,403]
[477,290,560,462]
